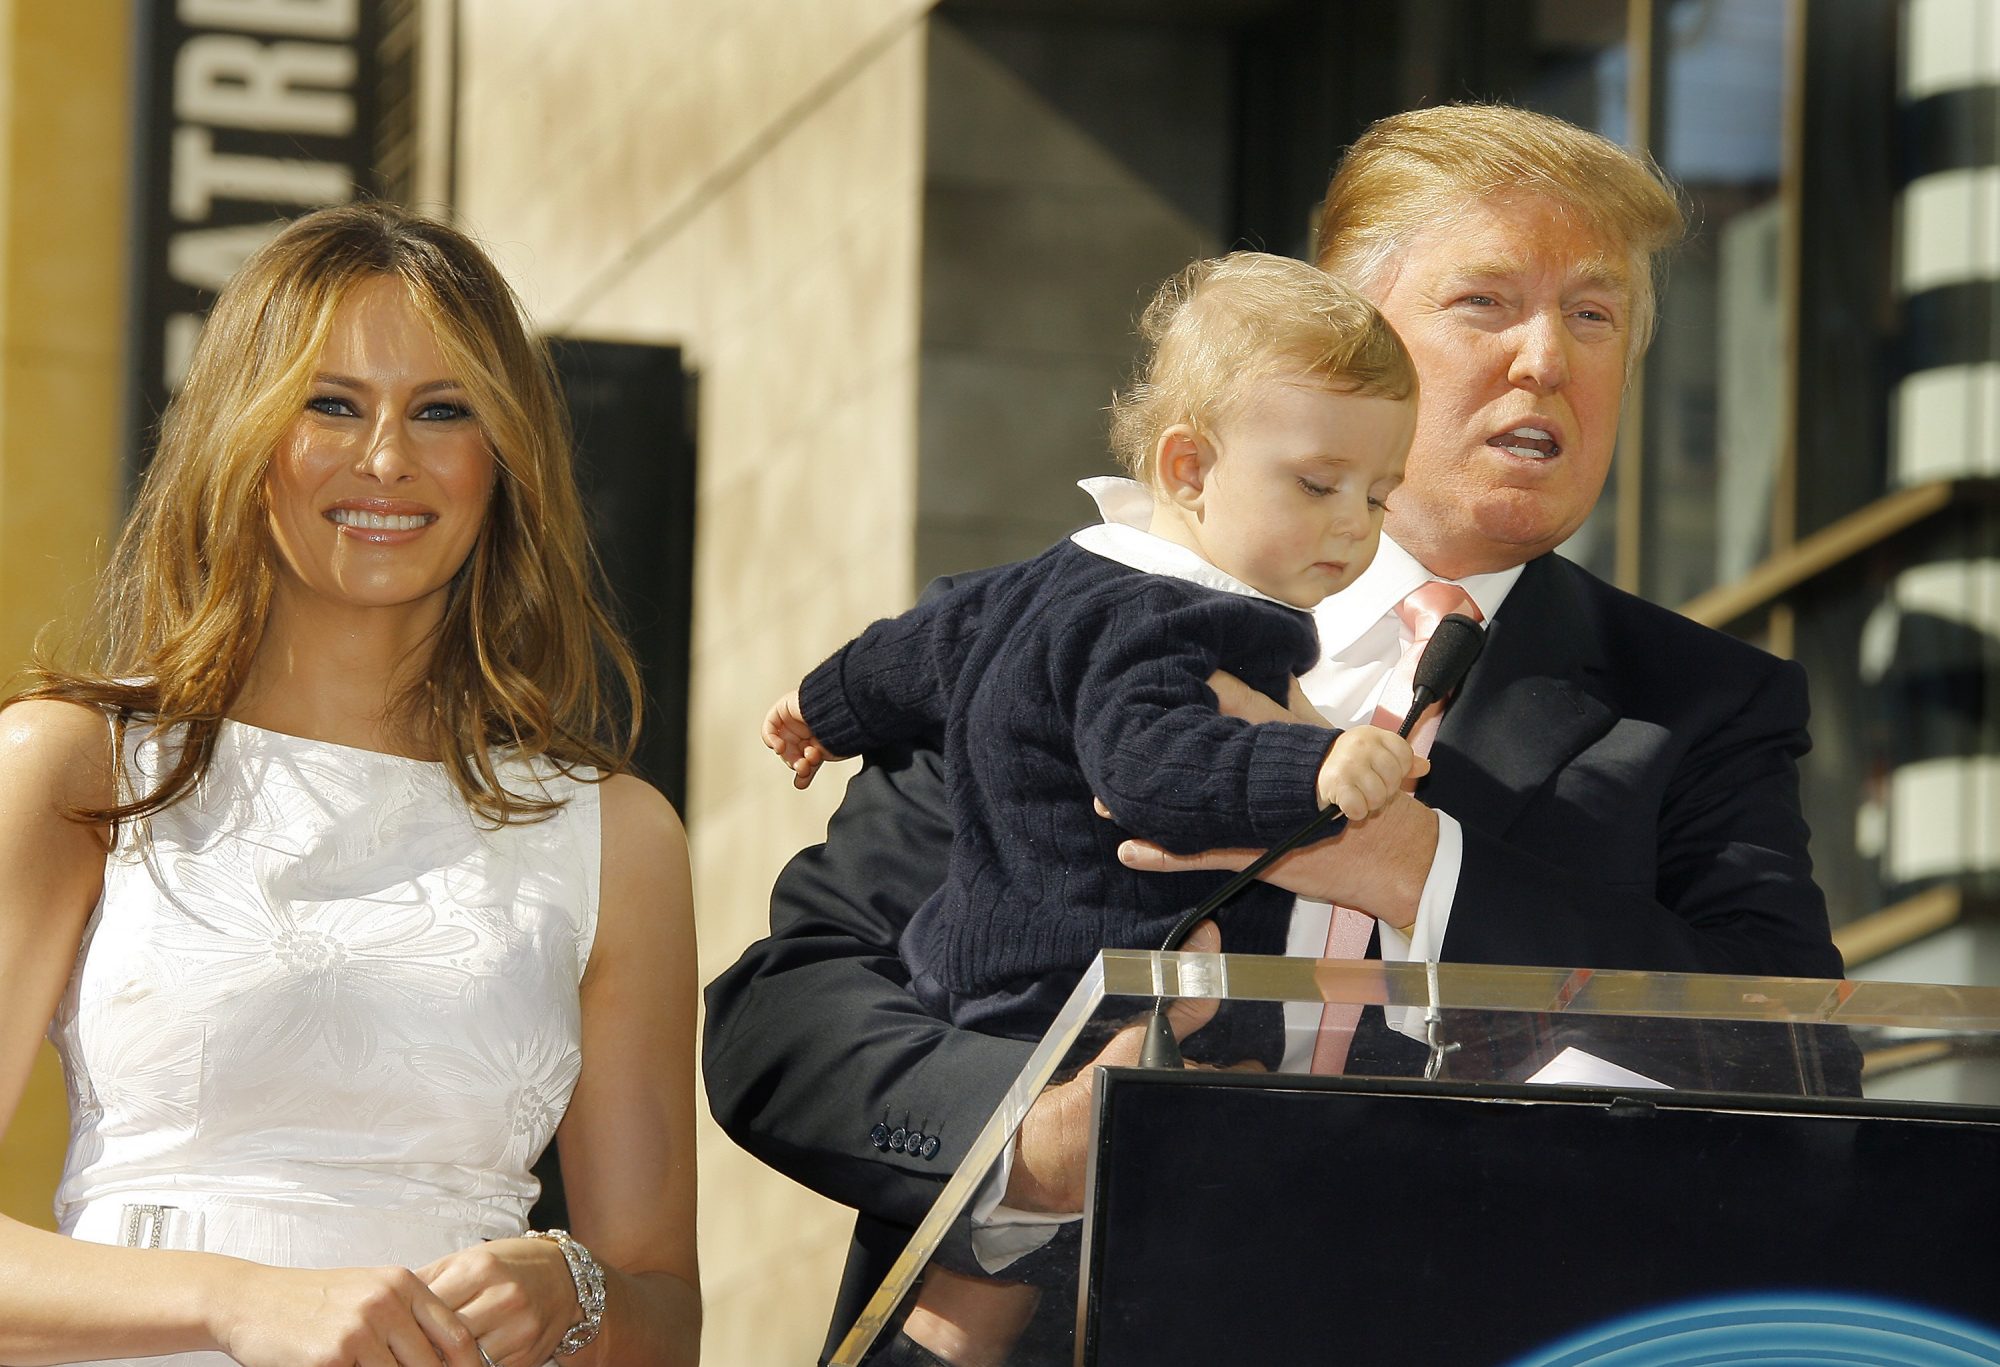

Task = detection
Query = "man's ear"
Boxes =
[1154,424,1214,511]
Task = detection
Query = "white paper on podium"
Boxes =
[1525,1046,1671,1091]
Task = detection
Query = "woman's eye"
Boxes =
[305,395,355,417]
[417,401,472,421]
[1367,495,1392,512]
[1298,478,1330,497]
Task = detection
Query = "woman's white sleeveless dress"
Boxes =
[46,719,601,1366]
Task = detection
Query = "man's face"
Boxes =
[1365,193,1632,579]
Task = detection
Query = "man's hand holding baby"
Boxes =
[1112,669,1441,929]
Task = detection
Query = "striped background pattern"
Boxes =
[1873,0,2000,897]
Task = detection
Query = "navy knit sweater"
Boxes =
[799,539,1336,1044]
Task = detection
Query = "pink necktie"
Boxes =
[1310,581,1483,1074]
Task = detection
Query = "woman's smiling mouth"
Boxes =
[327,507,436,532]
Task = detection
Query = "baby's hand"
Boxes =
[762,690,840,789]
[1315,724,1425,819]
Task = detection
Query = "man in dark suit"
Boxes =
[703,104,1844,1363]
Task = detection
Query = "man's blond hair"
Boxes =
[1316,104,1685,368]
[1109,251,1416,484]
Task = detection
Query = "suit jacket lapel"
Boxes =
[1421,555,1617,838]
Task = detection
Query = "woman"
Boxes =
[0,205,699,1365]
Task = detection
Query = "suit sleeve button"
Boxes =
[869,1121,890,1150]
[921,1136,941,1160]
[888,1126,908,1153]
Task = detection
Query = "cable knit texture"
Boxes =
[799,539,1333,1040]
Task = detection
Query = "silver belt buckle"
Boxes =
[121,1203,175,1249]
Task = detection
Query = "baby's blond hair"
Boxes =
[1109,251,1416,484]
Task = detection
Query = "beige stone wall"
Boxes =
[454,3,935,1360]
[0,0,131,1232]
[0,0,129,681]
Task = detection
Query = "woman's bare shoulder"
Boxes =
[0,699,115,859]
[592,773,692,948]
[0,698,114,811]
[596,772,686,854]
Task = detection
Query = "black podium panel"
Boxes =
[1082,1070,2000,1366]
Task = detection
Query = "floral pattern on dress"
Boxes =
[48,720,600,1234]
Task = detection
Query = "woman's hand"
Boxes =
[419,1237,583,1367]
[214,1262,484,1367]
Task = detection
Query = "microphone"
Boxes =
[1397,613,1484,739]
[1137,613,1487,1069]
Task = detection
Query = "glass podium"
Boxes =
[830,951,2000,1366]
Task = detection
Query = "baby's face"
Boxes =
[1185,373,1414,609]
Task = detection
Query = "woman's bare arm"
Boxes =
[422,773,702,1365]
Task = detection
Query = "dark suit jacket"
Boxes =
[700,552,1844,1357]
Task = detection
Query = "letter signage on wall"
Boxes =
[127,0,385,470]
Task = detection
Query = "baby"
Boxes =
[764,251,1420,1366]
[764,251,1419,1045]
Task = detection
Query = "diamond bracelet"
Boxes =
[526,1228,606,1355]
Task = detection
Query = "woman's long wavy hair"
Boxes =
[19,203,642,825]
